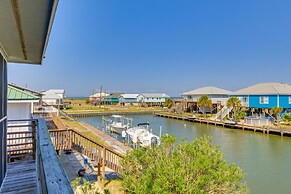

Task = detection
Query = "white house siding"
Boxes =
[7,102,32,132]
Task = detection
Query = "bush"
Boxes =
[121,135,248,194]
[282,113,291,125]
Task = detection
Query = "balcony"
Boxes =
[0,118,73,193]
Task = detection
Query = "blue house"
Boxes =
[231,83,291,111]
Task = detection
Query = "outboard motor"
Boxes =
[151,136,158,148]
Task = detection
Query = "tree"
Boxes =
[282,113,291,125]
[270,106,283,126]
[226,97,242,123]
[197,95,212,117]
[164,98,174,108]
[236,108,247,121]
[121,135,248,194]
[85,99,90,104]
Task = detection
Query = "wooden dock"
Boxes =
[154,112,291,137]
[67,111,163,118]
[0,160,36,194]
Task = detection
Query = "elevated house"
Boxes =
[181,86,231,113]
[119,94,143,106]
[104,93,123,105]
[141,93,170,106]
[0,1,73,192]
[42,89,65,106]
[231,82,291,112]
[89,92,109,104]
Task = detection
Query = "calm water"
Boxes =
[78,115,291,194]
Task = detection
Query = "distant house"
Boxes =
[7,85,40,132]
[104,93,123,105]
[119,94,143,106]
[231,83,291,111]
[89,92,109,103]
[42,89,65,107]
[181,86,231,113]
[141,93,170,106]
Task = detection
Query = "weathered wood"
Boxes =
[36,118,73,194]
[0,160,36,194]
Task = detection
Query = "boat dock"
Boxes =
[154,112,291,137]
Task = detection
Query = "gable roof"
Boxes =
[141,93,170,98]
[231,83,291,95]
[104,93,124,99]
[44,89,65,94]
[8,85,39,101]
[181,86,231,96]
[120,94,141,99]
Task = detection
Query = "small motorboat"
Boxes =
[109,115,133,135]
[126,123,160,148]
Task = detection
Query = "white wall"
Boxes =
[7,102,31,132]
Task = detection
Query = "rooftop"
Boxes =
[181,86,231,96]
[120,94,141,99]
[8,85,39,101]
[141,93,170,98]
[231,82,291,95]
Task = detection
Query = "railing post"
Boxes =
[102,147,106,181]
[32,119,37,160]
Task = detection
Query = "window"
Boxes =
[260,96,269,104]
[289,96,291,104]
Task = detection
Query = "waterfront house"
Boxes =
[0,1,73,192]
[119,94,143,106]
[181,86,231,113]
[104,93,124,105]
[231,82,291,112]
[141,93,170,106]
[42,89,65,105]
[8,85,40,132]
[89,92,109,104]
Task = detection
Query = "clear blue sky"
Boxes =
[8,0,291,97]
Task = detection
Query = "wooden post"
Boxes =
[32,120,37,160]
[102,147,106,181]
[98,162,101,180]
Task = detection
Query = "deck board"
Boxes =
[0,160,36,194]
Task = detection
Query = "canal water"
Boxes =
[78,115,291,194]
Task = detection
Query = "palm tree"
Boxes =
[197,95,212,117]
[270,106,283,126]
[226,97,242,122]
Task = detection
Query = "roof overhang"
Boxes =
[0,0,58,64]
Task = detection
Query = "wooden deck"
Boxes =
[0,160,36,194]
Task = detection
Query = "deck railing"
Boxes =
[49,129,124,175]
[5,118,73,193]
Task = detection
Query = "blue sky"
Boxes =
[8,0,291,97]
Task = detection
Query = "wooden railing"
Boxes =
[7,119,37,161]
[49,129,124,174]
[51,113,68,129]
[6,118,73,193]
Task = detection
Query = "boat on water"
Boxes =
[108,115,133,135]
[126,123,160,148]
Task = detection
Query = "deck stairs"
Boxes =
[216,106,233,120]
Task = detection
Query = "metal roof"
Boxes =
[120,94,141,99]
[141,93,170,98]
[181,86,231,96]
[104,93,124,99]
[0,0,58,64]
[8,85,39,101]
[231,83,291,95]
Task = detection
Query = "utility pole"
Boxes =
[99,86,102,108]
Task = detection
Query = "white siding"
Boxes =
[7,102,31,132]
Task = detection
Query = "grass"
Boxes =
[63,99,165,114]
[61,117,110,147]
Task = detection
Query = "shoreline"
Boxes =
[66,110,164,117]
[154,112,291,138]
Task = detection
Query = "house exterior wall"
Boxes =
[119,95,143,103]
[233,95,291,109]
[42,98,62,105]
[143,97,167,103]
[183,94,229,105]
[7,102,32,132]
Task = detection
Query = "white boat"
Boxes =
[126,123,160,148]
[109,115,132,134]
